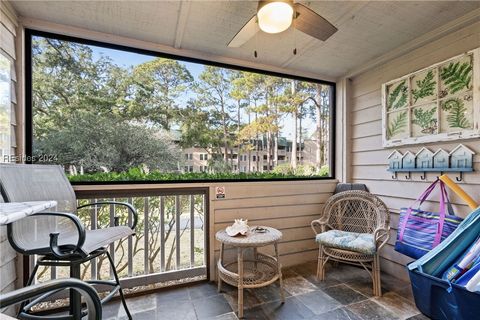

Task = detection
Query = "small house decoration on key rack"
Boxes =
[450,144,475,169]
[387,144,475,181]
[402,151,416,169]
[388,150,403,169]
[416,148,434,169]
[433,149,449,169]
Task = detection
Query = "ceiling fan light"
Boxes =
[257,1,293,34]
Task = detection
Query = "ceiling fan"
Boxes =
[228,0,338,48]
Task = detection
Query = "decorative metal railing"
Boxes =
[33,188,208,289]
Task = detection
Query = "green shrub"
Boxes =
[271,163,294,175]
[68,165,331,183]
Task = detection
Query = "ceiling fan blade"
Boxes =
[293,3,337,41]
[228,14,258,48]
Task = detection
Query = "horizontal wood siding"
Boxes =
[0,1,17,158]
[349,21,480,281]
[0,2,18,314]
[211,180,336,275]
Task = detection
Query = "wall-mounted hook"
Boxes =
[420,172,426,180]
[436,172,443,180]
[391,172,397,180]
[455,172,463,182]
[405,172,411,180]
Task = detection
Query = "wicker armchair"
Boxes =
[311,190,390,296]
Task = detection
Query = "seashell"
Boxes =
[226,219,249,237]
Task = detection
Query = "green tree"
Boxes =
[229,71,250,171]
[195,66,233,163]
[278,79,304,169]
[32,37,127,137]
[34,113,182,172]
[129,58,193,129]
[297,83,331,169]
[243,72,267,171]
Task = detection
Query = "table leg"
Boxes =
[274,243,285,304]
[70,263,82,319]
[218,243,224,293]
[237,247,244,319]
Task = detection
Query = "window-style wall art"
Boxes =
[382,48,480,147]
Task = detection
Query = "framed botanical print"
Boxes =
[382,48,480,147]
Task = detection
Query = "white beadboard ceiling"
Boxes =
[10,1,480,79]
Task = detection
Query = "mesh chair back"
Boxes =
[0,164,80,253]
[323,190,389,234]
[0,164,76,211]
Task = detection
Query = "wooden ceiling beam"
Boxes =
[173,1,191,49]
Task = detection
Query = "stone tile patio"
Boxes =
[102,261,429,319]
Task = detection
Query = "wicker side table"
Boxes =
[216,226,285,318]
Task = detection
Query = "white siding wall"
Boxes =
[0,0,17,159]
[0,0,19,315]
[349,21,480,281]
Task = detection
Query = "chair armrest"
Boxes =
[8,211,86,258]
[77,201,138,231]
[0,278,102,320]
[374,226,391,251]
[311,219,327,236]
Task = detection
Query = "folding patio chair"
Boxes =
[0,164,138,319]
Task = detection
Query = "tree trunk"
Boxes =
[290,80,298,169]
[273,133,278,168]
[315,85,322,169]
[247,110,251,173]
[255,110,259,172]
[221,102,228,162]
[323,90,330,165]
[273,102,279,169]
[237,101,241,171]
[266,133,271,171]
[298,110,303,165]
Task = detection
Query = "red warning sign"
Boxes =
[215,186,225,199]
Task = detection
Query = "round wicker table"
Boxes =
[216,226,285,318]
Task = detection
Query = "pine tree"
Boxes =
[440,60,472,94]
[412,70,436,103]
[441,98,470,129]
[387,111,407,139]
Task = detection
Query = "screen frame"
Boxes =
[25,28,336,184]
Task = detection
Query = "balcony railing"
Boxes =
[32,187,208,290]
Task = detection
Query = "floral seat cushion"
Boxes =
[315,230,376,255]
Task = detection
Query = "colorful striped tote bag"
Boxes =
[395,179,463,259]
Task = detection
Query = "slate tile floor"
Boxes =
[102,261,429,320]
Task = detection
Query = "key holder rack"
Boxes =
[387,144,475,182]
